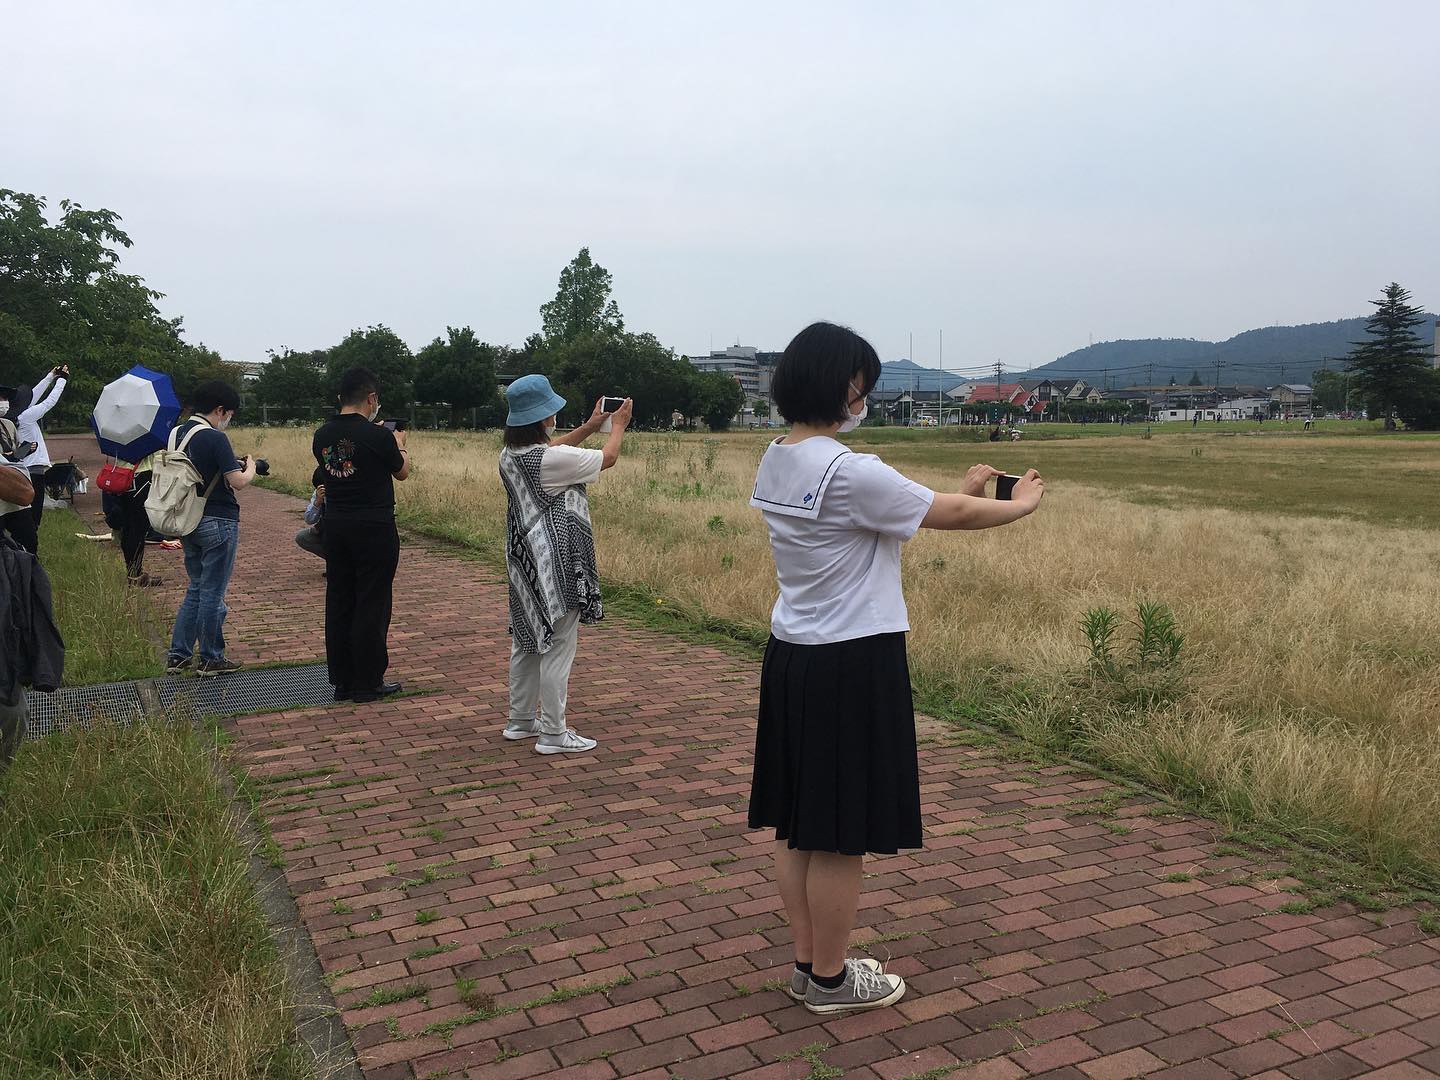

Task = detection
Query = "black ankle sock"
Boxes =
[794,961,813,975]
[812,969,845,990]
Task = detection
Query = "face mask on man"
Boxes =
[369,400,383,423]
[837,381,868,433]
[215,411,233,431]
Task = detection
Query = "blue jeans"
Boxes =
[169,516,240,662]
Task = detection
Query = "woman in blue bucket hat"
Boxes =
[498,375,632,754]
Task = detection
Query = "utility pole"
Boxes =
[938,329,943,426]
[1213,359,1225,422]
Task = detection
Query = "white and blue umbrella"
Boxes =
[90,366,183,461]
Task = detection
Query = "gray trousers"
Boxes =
[508,611,580,735]
[295,526,325,558]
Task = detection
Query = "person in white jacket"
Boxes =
[6,364,68,555]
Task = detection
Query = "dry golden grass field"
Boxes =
[243,424,1440,886]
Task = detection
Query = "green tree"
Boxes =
[752,398,771,422]
[415,326,504,427]
[539,248,624,343]
[0,188,222,425]
[1345,283,1435,427]
[691,371,745,431]
[254,348,328,421]
[326,326,416,412]
[1310,368,1347,414]
[1187,370,1202,386]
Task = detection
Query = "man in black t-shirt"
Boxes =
[312,367,411,702]
[167,380,258,676]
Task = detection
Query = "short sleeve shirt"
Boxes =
[312,414,405,522]
[537,446,603,494]
[750,436,935,645]
[176,418,242,521]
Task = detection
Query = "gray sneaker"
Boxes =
[803,958,905,1014]
[788,956,883,1001]
[503,719,541,741]
[535,729,597,755]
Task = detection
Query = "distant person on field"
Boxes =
[498,375,631,755]
[748,321,1044,1017]
[313,368,410,703]
[167,380,257,677]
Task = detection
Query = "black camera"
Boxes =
[253,458,270,477]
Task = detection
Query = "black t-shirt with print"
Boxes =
[312,414,404,523]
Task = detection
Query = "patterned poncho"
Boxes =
[499,446,603,654]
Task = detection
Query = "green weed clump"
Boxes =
[0,720,312,1079]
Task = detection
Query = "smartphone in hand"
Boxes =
[995,474,1022,500]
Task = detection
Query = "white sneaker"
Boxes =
[534,730,598,755]
[503,719,541,740]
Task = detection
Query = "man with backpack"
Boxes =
[162,381,257,677]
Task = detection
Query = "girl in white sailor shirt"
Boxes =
[748,322,1044,1015]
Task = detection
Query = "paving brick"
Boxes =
[1076,1047,1167,1078]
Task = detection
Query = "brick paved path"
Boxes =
[53,437,1440,1079]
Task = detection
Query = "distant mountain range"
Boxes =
[874,315,1437,391]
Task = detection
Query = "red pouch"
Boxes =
[96,461,136,493]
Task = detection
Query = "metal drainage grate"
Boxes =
[24,664,335,740]
[25,681,146,739]
[156,664,335,720]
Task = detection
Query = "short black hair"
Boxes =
[191,380,240,416]
[771,322,882,426]
[503,421,550,449]
[339,367,379,407]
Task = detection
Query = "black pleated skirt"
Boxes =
[748,632,923,856]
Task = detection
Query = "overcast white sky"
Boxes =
[6,1,1437,372]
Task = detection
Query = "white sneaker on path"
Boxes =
[535,730,598,755]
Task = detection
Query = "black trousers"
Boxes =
[117,490,149,577]
[323,518,400,692]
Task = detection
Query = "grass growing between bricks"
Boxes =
[0,719,313,1079]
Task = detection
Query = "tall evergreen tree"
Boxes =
[539,248,624,343]
[1187,370,1202,386]
[1345,282,1433,424]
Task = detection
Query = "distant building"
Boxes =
[688,346,760,398]
[1216,397,1271,421]
[1269,384,1313,418]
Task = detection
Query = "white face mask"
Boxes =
[543,421,557,437]
[837,382,867,433]
[215,411,233,431]
[0,402,8,419]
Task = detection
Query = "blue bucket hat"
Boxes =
[505,374,567,427]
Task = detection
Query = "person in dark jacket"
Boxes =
[0,461,62,762]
